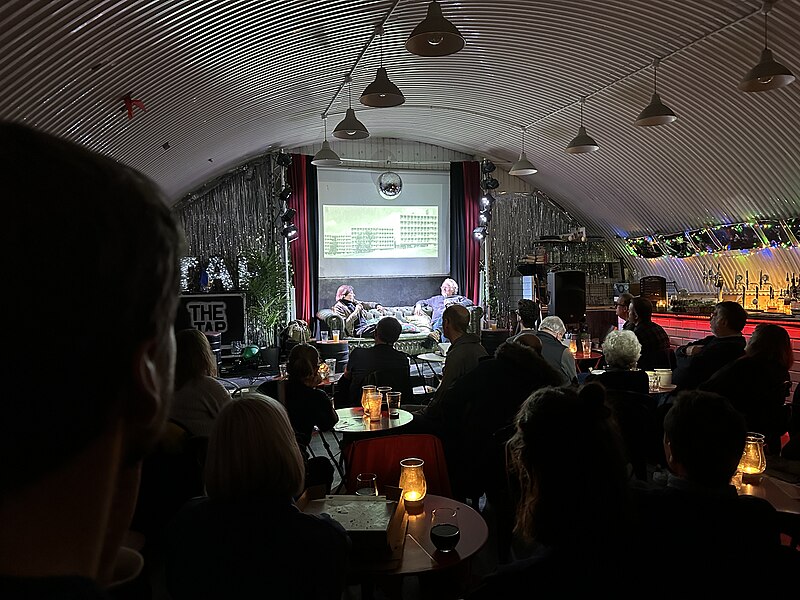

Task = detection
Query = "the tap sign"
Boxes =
[177,293,246,352]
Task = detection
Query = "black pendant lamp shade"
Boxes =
[334,76,369,139]
[406,1,465,57]
[634,58,677,127]
[565,97,599,154]
[739,4,795,92]
[361,66,406,107]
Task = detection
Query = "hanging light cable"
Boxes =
[509,127,538,176]
[634,58,677,127]
[565,96,599,154]
[334,75,369,139]
[739,1,795,92]
[311,114,343,166]
[361,26,405,107]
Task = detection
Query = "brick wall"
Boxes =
[652,314,800,397]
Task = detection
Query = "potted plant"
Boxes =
[243,246,288,368]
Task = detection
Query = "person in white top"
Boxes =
[171,329,232,436]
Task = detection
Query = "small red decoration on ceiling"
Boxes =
[121,93,146,120]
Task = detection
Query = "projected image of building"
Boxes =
[399,214,437,248]
[324,234,353,256]
[351,227,395,254]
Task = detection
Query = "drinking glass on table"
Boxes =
[325,358,336,376]
[320,331,329,342]
[355,473,379,496]
[581,339,592,357]
[376,386,392,410]
[332,329,340,342]
[386,391,401,418]
[430,507,460,553]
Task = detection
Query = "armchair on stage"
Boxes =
[315,304,483,356]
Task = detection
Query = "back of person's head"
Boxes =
[517,299,540,328]
[2,122,183,497]
[746,323,793,370]
[715,301,747,333]
[175,329,218,389]
[508,333,543,356]
[509,383,630,547]
[602,330,641,369]
[630,296,653,322]
[287,343,320,383]
[205,394,304,502]
[539,316,566,337]
[375,316,402,345]
[496,341,562,387]
[443,304,469,333]
[663,391,746,487]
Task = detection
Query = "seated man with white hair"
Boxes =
[535,316,577,386]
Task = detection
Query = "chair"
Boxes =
[604,390,660,479]
[343,433,453,498]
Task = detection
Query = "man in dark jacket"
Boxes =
[536,316,577,386]
[629,296,671,371]
[335,316,411,407]
[672,301,747,391]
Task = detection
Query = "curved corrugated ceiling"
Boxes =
[1,0,798,237]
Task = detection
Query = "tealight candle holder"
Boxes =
[399,457,426,515]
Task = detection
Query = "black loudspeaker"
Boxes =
[547,270,586,324]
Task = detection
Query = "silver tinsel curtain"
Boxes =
[488,191,575,327]
[172,156,280,285]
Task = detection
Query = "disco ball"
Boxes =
[378,171,403,199]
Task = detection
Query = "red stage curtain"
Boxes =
[287,154,318,325]
[461,161,481,304]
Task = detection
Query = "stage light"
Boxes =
[276,153,292,168]
[481,177,499,190]
[479,208,492,225]
[280,207,296,224]
[481,159,497,174]
[480,191,494,208]
[282,223,299,241]
[473,226,487,241]
[279,187,292,202]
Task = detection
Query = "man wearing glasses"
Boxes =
[614,292,635,332]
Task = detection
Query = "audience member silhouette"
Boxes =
[284,344,338,491]
[700,323,793,454]
[467,384,635,596]
[166,395,349,599]
[171,328,232,436]
[672,301,747,390]
[586,329,649,395]
[633,391,787,585]
[335,316,412,408]
[1,122,183,594]
[535,316,577,386]
[629,296,671,371]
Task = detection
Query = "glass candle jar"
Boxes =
[738,432,767,484]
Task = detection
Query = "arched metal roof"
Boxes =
[1,0,798,236]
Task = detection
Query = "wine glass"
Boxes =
[355,473,379,496]
[430,507,460,553]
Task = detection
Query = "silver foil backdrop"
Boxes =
[488,191,577,327]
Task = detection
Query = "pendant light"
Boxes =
[334,75,369,139]
[739,1,795,92]
[311,115,342,167]
[509,128,537,176]
[361,27,405,107]
[634,58,677,127]
[565,96,599,154]
[406,1,465,57]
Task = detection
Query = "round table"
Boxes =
[334,407,414,435]
[416,352,445,363]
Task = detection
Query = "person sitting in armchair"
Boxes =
[331,284,385,337]
[414,278,473,342]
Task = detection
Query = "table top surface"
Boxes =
[334,407,414,434]
[416,352,446,363]
[738,474,800,515]
[306,494,488,577]
[572,350,604,361]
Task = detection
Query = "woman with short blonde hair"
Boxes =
[205,394,305,502]
[585,330,649,396]
[166,393,350,599]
